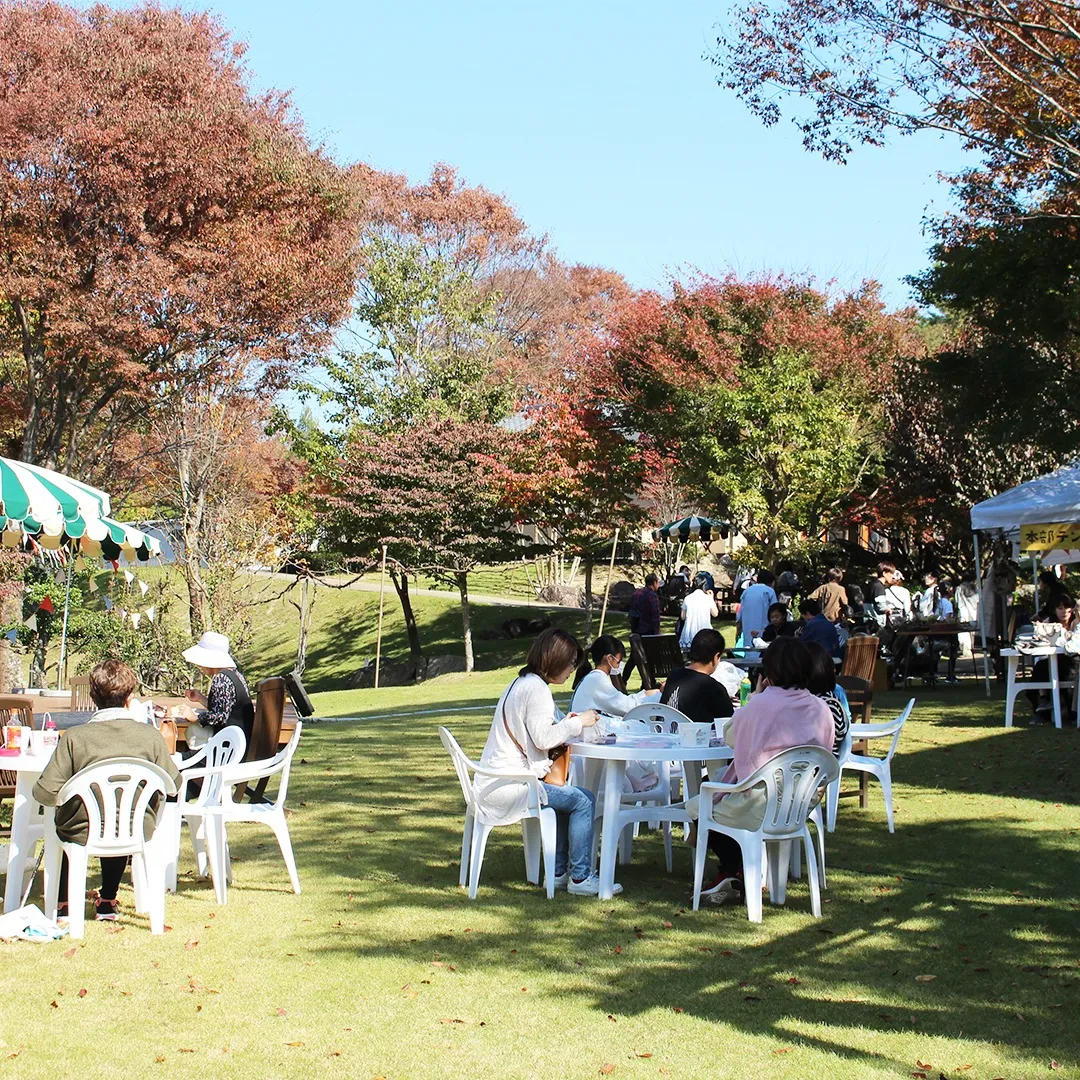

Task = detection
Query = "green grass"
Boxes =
[1,677,1077,1078]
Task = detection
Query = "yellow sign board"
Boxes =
[1019,523,1080,552]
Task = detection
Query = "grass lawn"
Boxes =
[1,676,1077,1079]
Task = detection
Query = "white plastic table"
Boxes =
[570,738,734,900]
[2,736,56,912]
[1002,646,1077,729]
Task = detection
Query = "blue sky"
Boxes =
[134,0,970,309]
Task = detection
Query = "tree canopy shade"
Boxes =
[711,0,1080,222]
[0,0,362,474]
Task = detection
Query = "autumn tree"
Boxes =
[325,418,523,673]
[0,1,360,478]
[711,0,1080,222]
[606,275,917,564]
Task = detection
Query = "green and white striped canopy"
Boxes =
[0,455,111,537]
[0,455,159,560]
[652,515,732,544]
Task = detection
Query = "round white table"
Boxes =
[1001,645,1077,728]
[569,737,734,900]
[1,737,56,913]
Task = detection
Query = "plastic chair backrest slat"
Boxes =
[744,746,838,837]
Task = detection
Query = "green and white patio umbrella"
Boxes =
[0,455,160,560]
[652,515,731,544]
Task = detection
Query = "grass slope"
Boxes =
[1,681,1077,1079]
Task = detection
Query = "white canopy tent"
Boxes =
[970,463,1080,694]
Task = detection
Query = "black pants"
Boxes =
[58,853,128,903]
[707,832,744,875]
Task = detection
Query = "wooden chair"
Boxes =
[0,699,35,813]
[69,675,92,711]
[838,636,880,810]
[630,634,684,691]
[235,677,286,803]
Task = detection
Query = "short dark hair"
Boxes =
[767,602,788,620]
[688,628,725,663]
[1054,594,1076,610]
[803,641,836,695]
[520,628,583,682]
[590,635,625,665]
[644,573,658,588]
[762,636,812,690]
[877,561,896,577]
[757,569,775,586]
[89,659,138,710]
[799,597,822,617]
[825,567,843,582]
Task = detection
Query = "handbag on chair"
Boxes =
[501,678,572,787]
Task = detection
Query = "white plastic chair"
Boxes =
[165,727,247,892]
[199,723,302,905]
[439,726,557,900]
[42,758,177,938]
[692,745,838,921]
[608,703,700,870]
[829,699,915,833]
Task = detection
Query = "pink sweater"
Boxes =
[719,686,834,787]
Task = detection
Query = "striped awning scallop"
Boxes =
[0,455,111,538]
[0,455,159,561]
[651,515,732,543]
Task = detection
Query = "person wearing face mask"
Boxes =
[660,629,735,726]
[570,636,660,718]
[571,635,663,793]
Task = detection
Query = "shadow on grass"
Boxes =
[199,710,1080,1077]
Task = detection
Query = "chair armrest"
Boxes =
[837,675,871,695]
[178,745,209,771]
[698,777,758,798]
[849,722,901,739]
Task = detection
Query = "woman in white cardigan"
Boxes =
[571,635,662,792]
[480,628,619,896]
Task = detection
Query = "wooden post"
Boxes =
[597,529,621,637]
[374,545,387,690]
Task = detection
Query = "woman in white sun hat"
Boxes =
[173,631,255,754]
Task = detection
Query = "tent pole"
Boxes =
[57,553,73,692]
[597,530,620,637]
[374,545,387,690]
[974,532,991,697]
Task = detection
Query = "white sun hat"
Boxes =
[182,631,237,670]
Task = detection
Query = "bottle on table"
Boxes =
[739,676,752,707]
[43,714,59,750]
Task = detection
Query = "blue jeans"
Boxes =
[542,782,596,881]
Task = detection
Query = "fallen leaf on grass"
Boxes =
[633,1050,652,1059]
[917,1061,932,1070]
[1050,1062,1062,1071]
[955,1066,973,1072]
[285,1041,305,1047]
[772,1047,794,1055]
[6,1048,21,1060]
[599,1065,616,1075]
[274,1007,287,1017]
[179,1048,195,1053]
[77,988,87,998]
[184,940,199,950]
[154,1055,165,1063]
[915,975,937,982]
[662,921,673,929]
[672,1007,684,1014]
[912,1072,927,1079]
[607,1014,617,1023]
[786,978,801,986]
[63,948,76,959]
[697,947,712,953]
[614,946,622,954]
[49,1001,58,1009]
[438,1019,469,1025]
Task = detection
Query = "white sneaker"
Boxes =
[567,874,623,896]
[551,872,570,890]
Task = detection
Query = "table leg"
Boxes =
[4,773,34,913]
[597,760,626,901]
[1050,653,1063,729]
[683,759,705,801]
[1005,654,1019,728]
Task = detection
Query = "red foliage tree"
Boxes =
[0,1,361,475]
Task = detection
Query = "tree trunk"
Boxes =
[583,557,594,646]
[294,575,313,675]
[390,567,423,664]
[457,571,474,674]
[182,527,210,637]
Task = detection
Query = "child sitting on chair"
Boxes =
[33,659,180,922]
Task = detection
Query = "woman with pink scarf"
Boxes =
[696,637,834,905]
